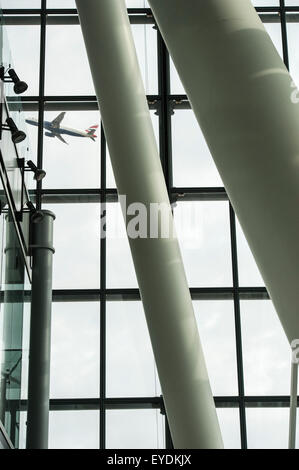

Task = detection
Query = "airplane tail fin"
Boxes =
[86,124,99,139]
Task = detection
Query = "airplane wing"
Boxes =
[55,134,68,145]
[51,112,66,129]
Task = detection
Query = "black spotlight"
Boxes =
[26,200,44,223]
[5,118,26,144]
[27,160,46,182]
[7,69,28,95]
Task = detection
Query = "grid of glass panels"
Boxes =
[2,0,299,449]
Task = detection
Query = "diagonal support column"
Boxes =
[76,0,223,449]
[148,0,299,345]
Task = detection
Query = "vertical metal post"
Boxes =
[289,360,298,449]
[26,210,55,449]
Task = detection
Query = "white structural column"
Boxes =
[149,0,299,344]
[75,0,223,449]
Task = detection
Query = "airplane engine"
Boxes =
[45,132,55,137]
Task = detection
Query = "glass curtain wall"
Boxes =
[1,0,299,449]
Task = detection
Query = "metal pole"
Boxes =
[76,0,223,449]
[289,361,298,449]
[26,210,55,449]
[148,0,299,345]
[0,373,7,425]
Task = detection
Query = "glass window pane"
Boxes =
[49,411,99,449]
[106,301,160,398]
[47,0,151,6]
[217,408,241,449]
[50,302,100,398]
[47,0,75,7]
[246,407,299,449]
[126,0,150,7]
[9,107,39,191]
[106,202,138,288]
[262,15,283,59]
[194,300,238,396]
[174,201,233,287]
[236,218,264,287]
[45,23,157,96]
[4,25,40,96]
[170,57,185,95]
[131,24,158,95]
[170,11,281,94]
[251,0,279,5]
[45,203,100,289]
[106,409,165,449]
[287,15,299,87]
[1,0,40,7]
[241,300,290,395]
[172,110,223,187]
[42,109,101,189]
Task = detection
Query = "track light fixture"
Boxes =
[26,160,46,182]
[26,200,44,224]
[1,117,26,144]
[0,66,28,95]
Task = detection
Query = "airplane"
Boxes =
[25,112,99,145]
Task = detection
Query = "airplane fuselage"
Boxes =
[25,118,95,139]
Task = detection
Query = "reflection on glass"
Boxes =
[47,0,151,6]
[45,203,100,289]
[194,301,238,396]
[241,300,290,396]
[131,24,158,94]
[106,301,160,398]
[20,303,30,401]
[174,201,233,287]
[16,110,38,191]
[50,302,100,399]
[106,409,165,449]
[106,202,138,288]
[246,407,299,449]
[49,410,100,449]
[217,408,241,449]
[126,0,150,6]
[42,110,101,188]
[172,110,223,188]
